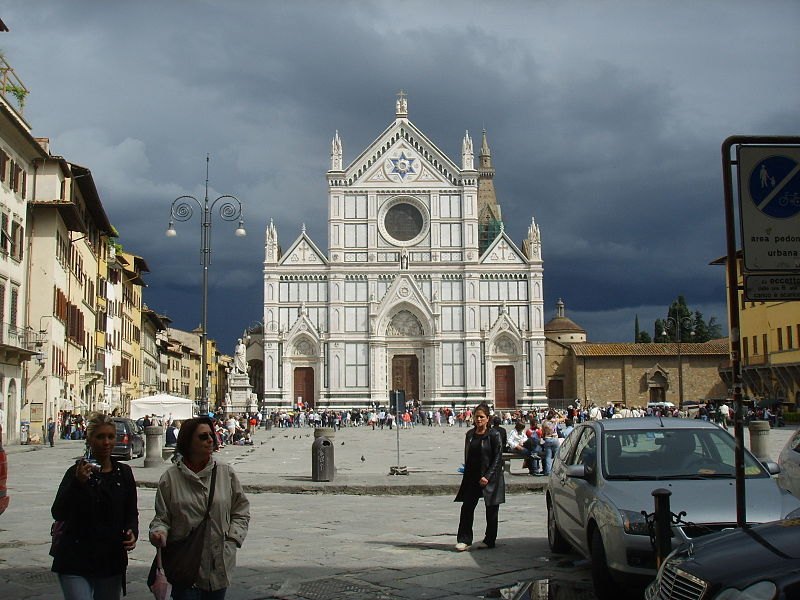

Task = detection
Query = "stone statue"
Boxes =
[234,338,248,375]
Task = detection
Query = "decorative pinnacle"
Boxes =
[396,90,408,117]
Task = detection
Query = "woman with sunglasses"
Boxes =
[149,417,250,599]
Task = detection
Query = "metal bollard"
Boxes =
[652,488,673,568]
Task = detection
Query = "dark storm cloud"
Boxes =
[3,0,799,351]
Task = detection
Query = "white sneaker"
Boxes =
[454,542,469,551]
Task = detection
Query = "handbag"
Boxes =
[158,464,218,588]
[49,521,66,557]
[148,548,172,600]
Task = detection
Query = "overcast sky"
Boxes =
[3,1,799,353]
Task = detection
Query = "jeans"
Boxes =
[170,587,227,600]
[57,573,122,600]
[457,495,499,547]
[511,447,540,473]
[542,437,561,475]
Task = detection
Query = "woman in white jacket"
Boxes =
[149,417,250,599]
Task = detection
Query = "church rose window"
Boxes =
[385,202,423,241]
[378,196,430,247]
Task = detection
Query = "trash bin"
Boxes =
[312,436,335,482]
[748,420,771,460]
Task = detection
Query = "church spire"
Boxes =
[330,130,342,171]
[477,128,502,255]
[480,128,492,164]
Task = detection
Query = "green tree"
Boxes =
[636,330,652,343]
[653,296,722,343]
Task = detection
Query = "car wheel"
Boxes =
[590,528,616,600]
[547,498,571,554]
[124,448,133,461]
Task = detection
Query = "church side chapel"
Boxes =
[260,94,545,411]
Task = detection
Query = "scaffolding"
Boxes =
[479,217,503,255]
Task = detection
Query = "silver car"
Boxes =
[777,427,800,499]
[546,418,800,598]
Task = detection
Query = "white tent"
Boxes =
[130,394,194,420]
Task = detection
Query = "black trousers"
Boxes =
[457,494,499,546]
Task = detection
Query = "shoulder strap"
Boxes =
[203,464,218,518]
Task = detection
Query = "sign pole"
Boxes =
[722,135,800,527]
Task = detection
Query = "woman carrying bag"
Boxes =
[149,417,250,599]
[51,413,138,599]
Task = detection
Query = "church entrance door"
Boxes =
[391,355,419,405]
[495,366,515,409]
[293,367,315,409]
[548,379,564,401]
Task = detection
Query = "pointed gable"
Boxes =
[374,274,435,336]
[344,119,462,188]
[279,231,328,266]
[480,230,527,265]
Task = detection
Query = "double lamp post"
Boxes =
[166,156,245,415]
[662,305,695,407]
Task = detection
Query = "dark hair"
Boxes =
[515,421,525,431]
[176,416,217,458]
[491,415,502,427]
[473,403,491,417]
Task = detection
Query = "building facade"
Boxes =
[713,252,800,409]
[261,96,546,411]
[543,300,729,408]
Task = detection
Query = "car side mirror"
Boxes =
[566,464,589,479]
[761,461,780,475]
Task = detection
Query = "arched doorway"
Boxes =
[293,367,315,410]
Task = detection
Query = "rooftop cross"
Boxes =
[396,90,408,117]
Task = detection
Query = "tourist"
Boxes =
[51,412,138,599]
[454,403,505,551]
[149,416,250,599]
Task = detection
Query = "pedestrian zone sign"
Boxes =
[738,145,800,271]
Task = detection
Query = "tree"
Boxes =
[637,330,652,343]
[653,296,721,343]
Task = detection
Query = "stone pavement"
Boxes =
[0,422,796,599]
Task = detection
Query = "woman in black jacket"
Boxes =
[454,403,505,551]
[51,413,138,599]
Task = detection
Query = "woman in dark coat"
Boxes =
[51,413,138,599]
[454,403,505,551]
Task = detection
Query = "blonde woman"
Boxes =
[51,413,138,599]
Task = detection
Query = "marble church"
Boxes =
[259,95,545,411]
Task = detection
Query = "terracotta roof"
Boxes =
[545,316,586,332]
[571,338,729,357]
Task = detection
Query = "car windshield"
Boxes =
[602,428,767,480]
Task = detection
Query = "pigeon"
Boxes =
[271,448,275,452]
[360,455,366,462]
[341,441,345,445]
[293,436,296,440]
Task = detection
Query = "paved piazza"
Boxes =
[0,423,795,599]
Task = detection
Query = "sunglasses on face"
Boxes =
[197,432,214,441]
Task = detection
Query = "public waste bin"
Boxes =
[748,420,771,459]
[312,436,335,482]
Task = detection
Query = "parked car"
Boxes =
[644,516,800,600]
[0,424,7,515]
[111,417,144,460]
[777,427,800,500]
[546,417,800,598]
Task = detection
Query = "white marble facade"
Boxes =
[261,97,545,411]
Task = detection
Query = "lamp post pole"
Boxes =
[166,156,246,415]
[663,305,695,407]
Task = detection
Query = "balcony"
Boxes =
[0,322,40,364]
[0,54,29,117]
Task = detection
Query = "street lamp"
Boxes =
[662,306,695,407]
[166,156,246,415]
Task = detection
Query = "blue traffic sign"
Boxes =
[748,155,800,219]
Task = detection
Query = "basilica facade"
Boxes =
[260,96,545,411]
